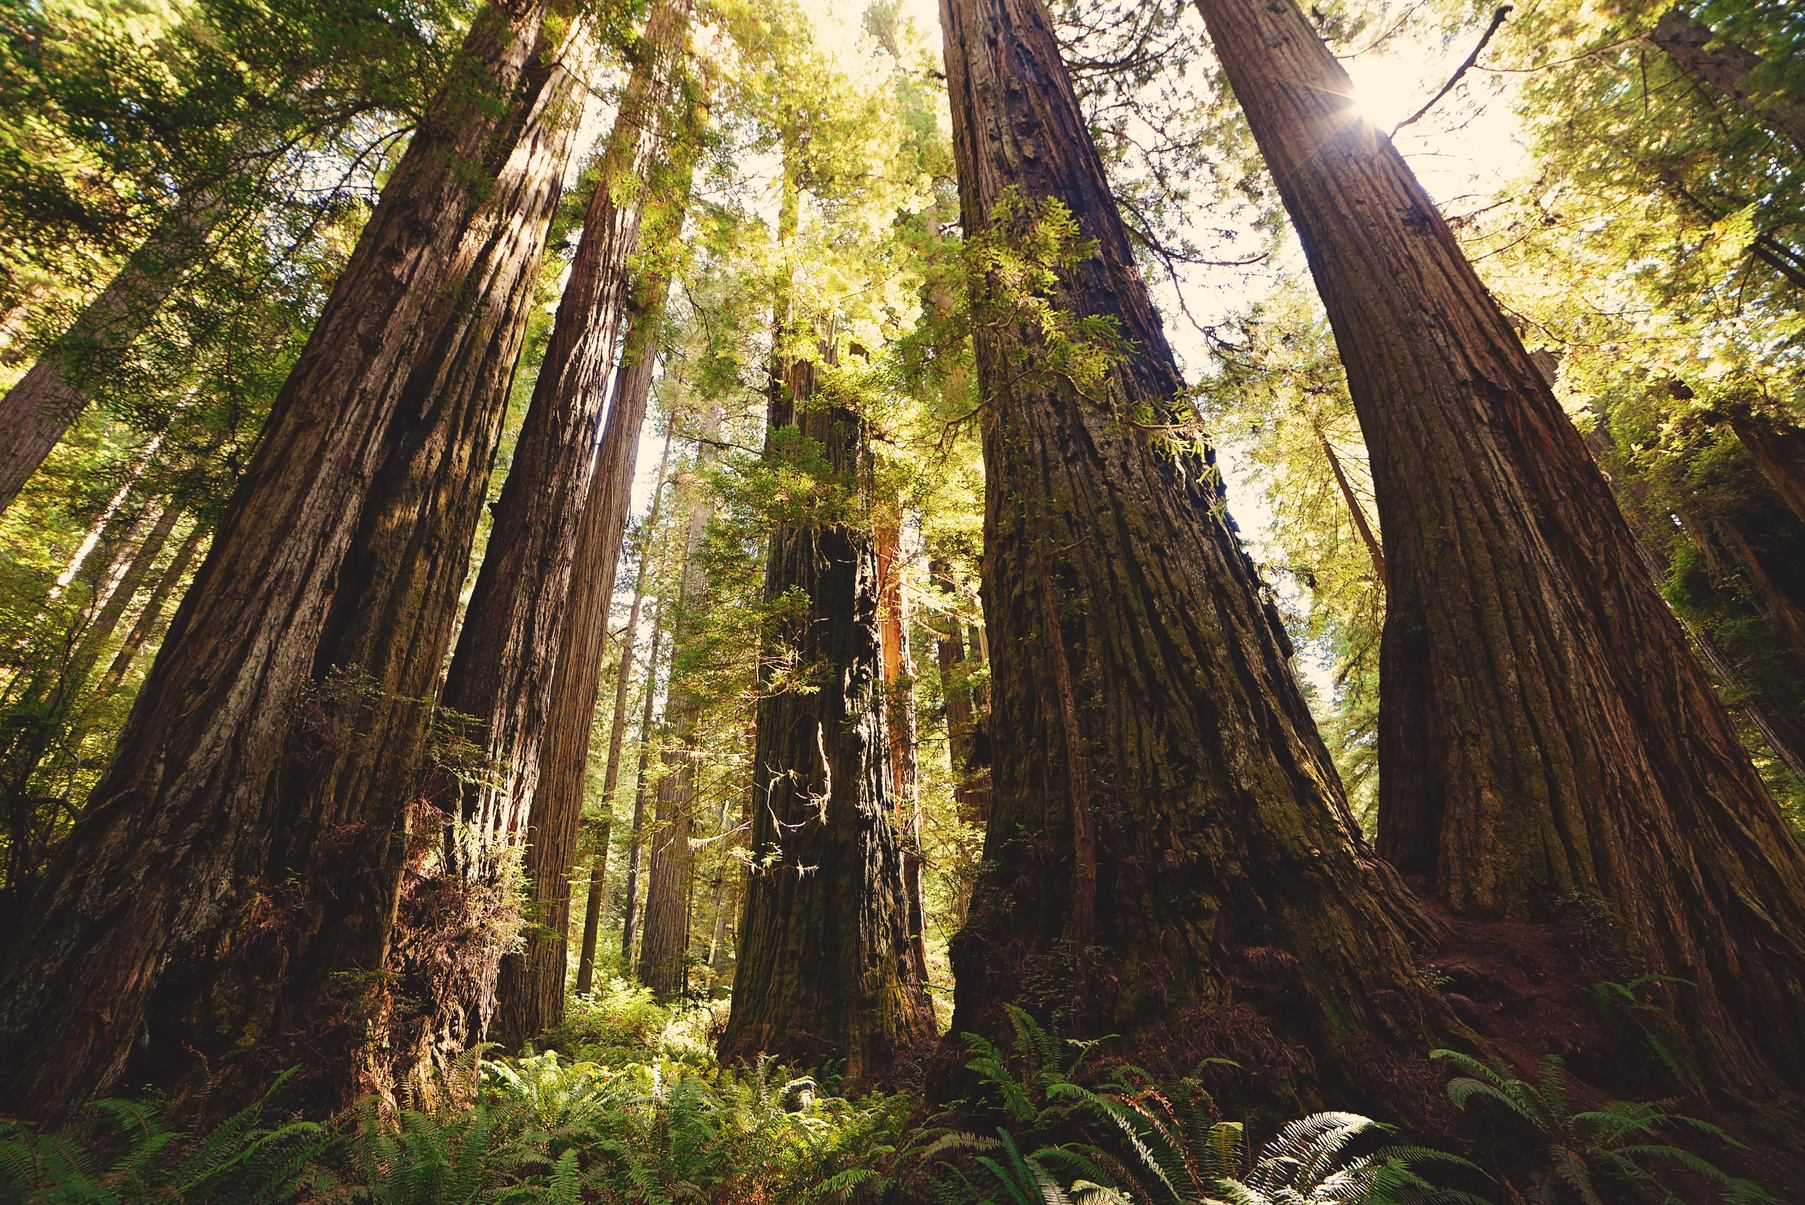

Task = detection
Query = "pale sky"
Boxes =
[621,0,1534,696]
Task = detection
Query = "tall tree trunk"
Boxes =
[928,558,985,824]
[1,505,181,895]
[939,0,1451,1108]
[877,514,929,981]
[576,448,673,996]
[1584,421,1805,779]
[1198,0,1805,1099]
[1649,8,1805,154]
[43,432,165,609]
[620,596,668,965]
[441,0,688,874]
[1723,400,1805,524]
[718,348,935,1088]
[638,410,723,1002]
[0,2,591,1118]
[1317,427,1384,582]
[101,522,210,691]
[489,265,684,1041]
[0,209,210,514]
[930,558,987,923]
[457,0,691,1048]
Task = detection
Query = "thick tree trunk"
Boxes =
[441,0,689,874]
[1649,9,1805,155]
[1199,0,1805,1099]
[0,209,210,514]
[576,451,672,996]
[490,270,681,1040]
[463,2,689,1047]
[718,353,935,1087]
[0,2,590,1118]
[938,0,1450,1107]
[638,411,722,1002]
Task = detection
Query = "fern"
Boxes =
[0,1070,326,1205]
[1433,1050,1774,1204]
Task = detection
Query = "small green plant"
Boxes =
[0,1070,327,1205]
[537,973,672,1062]
[1433,1050,1772,1204]
[926,1008,1480,1205]
[1590,976,1702,1091]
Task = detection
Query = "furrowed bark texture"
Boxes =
[719,357,935,1088]
[638,412,722,1002]
[465,2,688,1047]
[492,263,678,1042]
[0,204,210,514]
[1198,0,1805,1098]
[939,0,1455,1078]
[441,0,688,871]
[0,2,587,1118]
[1650,8,1805,154]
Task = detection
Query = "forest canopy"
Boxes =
[1,0,1803,1200]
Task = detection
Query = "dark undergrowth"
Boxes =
[0,978,1779,1205]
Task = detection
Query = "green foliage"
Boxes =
[0,1070,327,1204]
[921,1008,1482,1205]
[1590,977,1703,1092]
[964,188,1125,404]
[538,976,674,1065]
[1433,1050,1771,1204]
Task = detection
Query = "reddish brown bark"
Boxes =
[1198,0,1805,1099]
[460,1,690,1047]
[0,2,590,1117]
[441,0,689,869]
[491,264,680,1038]
[939,0,1459,1096]
[719,352,935,1087]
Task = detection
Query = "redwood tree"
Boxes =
[937,0,1456,1091]
[638,412,722,1003]
[443,0,692,1047]
[0,1,594,1117]
[1196,0,1805,1098]
[718,350,936,1087]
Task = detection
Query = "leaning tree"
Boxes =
[1196,0,1805,1101]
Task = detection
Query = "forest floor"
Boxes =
[1,961,1791,1204]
